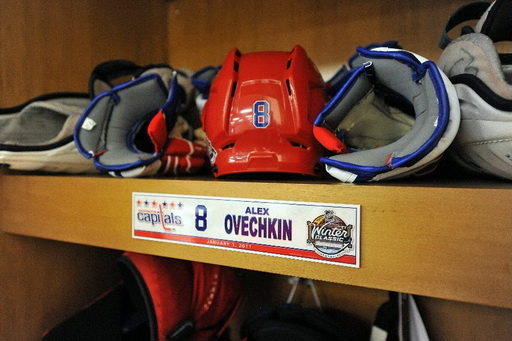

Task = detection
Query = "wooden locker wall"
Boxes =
[0,1,167,339]
[166,0,467,75]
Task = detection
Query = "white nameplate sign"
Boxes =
[133,192,360,268]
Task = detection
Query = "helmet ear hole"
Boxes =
[289,140,308,150]
[221,143,235,150]
[285,79,292,96]
[230,82,238,98]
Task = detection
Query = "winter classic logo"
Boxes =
[306,210,353,258]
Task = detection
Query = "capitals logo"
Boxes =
[306,210,353,259]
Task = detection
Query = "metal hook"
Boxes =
[286,277,323,311]
[305,279,323,311]
[286,276,300,304]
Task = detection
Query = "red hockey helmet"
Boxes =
[202,45,326,177]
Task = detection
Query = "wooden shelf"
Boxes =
[1,173,511,309]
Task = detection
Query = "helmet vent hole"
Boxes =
[286,79,292,96]
[289,140,308,149]
[221,143,235,150]
[286,59,292,69]
[230,82,238,98]
[234,61,239,72]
